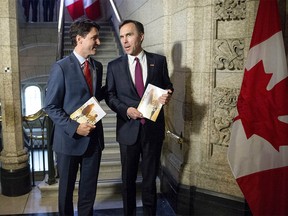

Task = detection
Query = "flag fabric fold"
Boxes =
[65,0,101,20]
[228,0,288,215]
[65,0,84,20]
[83,0,101,20]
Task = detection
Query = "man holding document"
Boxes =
[105,19,173,216]
[44,18,105,216]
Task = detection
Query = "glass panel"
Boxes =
[24,86,42,115]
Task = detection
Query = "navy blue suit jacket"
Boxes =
[106,51,173,145]
[45,53,105,155]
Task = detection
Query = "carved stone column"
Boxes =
[0,0,31,196]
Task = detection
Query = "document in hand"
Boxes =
[137,83,168,122]
[70,96,106,124]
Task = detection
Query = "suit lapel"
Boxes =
[122,55,133,83]
[91,60,98,94]
[145,52,155,88]
[122,55,138,92]
[70,53,92,95]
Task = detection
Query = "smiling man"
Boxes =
[105,20,173,216]
[45,18,105,216]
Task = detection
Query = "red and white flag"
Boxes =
[83,0,101,20]
[65,0,84,20]
[228,0,288,215]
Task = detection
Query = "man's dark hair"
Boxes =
[69,18,100,47]
[119,20,144,34]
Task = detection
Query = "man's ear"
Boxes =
[140,33,144,42]
[76,35,82,45]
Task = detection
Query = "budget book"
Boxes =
[70,96,106,124]
[137,84,168,122]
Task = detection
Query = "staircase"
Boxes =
[91,21,123,200]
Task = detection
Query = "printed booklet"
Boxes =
[70,96,106,124]
[137,84,168,122]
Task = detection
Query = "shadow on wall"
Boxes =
[166,42,207,161]
[167,42,207,134]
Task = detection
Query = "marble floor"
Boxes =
[0,181,175,216]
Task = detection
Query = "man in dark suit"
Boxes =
[22,0,39,22]
[45,18,105,216]
[106,20,173,216]
[42,0,56,22]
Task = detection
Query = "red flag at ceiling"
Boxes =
[65,0,84,20]
[83,0,101,20]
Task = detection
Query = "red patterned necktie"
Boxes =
[134,57,145,124]
[84,59,93,95]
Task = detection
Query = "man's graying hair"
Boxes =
[69,18,100,47]
[119,20,144,34]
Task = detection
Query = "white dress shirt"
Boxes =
[128,50,147,86]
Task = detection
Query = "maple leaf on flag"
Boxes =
[234,60,288,151]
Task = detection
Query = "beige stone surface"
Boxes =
[0,0,29,170]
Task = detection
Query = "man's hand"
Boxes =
[159,89,173,105]
[127,107,143,120]
[76,123,96,136]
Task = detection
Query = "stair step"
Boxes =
[102,141,118,148]
[63,35,116,42]
[103,127,116,139]
[38,176,160,200]
[64,50,119,58]
[62,51,118,59]
[38,176,143,198]
[98,161,122,179]
[64,43,118,51]
[104,136,117,143]
[101,152,120,161]
[64,23,113,32]
[101,143,120,161]
[103,117,116,123]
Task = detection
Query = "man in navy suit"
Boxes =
[45,18,105,216]
[22,0,39,22]
[106,20,173,216]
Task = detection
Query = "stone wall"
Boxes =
[18,23,58,85]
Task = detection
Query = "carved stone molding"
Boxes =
[210,87,239,147]
[214,39,244,70]
[215,0,246,21]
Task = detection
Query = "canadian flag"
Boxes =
[65,0,84,20]
[83,0,101,20]
[228,0,288,215]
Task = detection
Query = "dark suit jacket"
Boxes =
[45,53,105,155]
[106,51,173,145]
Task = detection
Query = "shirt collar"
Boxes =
[73,50,88,65]
[128,50,145,64]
